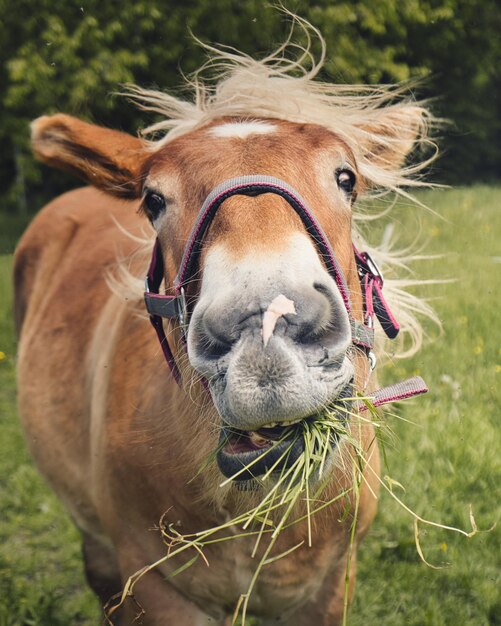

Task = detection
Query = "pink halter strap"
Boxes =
[144,175,401,386]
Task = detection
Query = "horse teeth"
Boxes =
[260,418,302,429]
[249,432,272,447]
[261,421,279,428]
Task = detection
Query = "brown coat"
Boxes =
[15,111,422,625]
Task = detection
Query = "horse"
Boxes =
[14,26,435,626]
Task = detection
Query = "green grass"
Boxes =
[350,185,501,625]
[0,186,500,625]
[0,258,100,624]
[0,213,32,255]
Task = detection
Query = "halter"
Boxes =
[144,175,405,389]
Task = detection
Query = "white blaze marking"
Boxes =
[210,121,276,139]
[261,294,296,347]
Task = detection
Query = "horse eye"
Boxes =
[335,169,356,196]
[143,190,166,221]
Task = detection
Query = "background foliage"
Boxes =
[0,0,500,221]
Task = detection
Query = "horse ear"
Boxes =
[31,114,146,198]
[357,105,428,170]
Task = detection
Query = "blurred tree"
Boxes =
[0,0,499,215]
[403,0,501,182]
[0,0,287,213]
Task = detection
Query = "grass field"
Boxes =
[0,186,500,625]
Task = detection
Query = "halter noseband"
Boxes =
[144,175,400,386]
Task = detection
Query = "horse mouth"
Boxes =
[216,383,353,482]
[217,422,306,482]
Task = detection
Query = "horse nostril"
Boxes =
[291,282,350,348]
[295,320,321,344]
[202,337,233,361]
[313,282,334,298]
[192,312,238,361]
[192,281,350,363]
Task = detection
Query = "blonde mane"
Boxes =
[113,16,440,360]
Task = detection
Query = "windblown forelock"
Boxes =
[110,16,440,362]
[124,16,436,195]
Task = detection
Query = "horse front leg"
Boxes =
[112,575,223,626]
[108,548,224,626]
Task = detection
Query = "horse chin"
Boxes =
[203,335,355,426]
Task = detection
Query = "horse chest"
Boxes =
[164,535,336,618]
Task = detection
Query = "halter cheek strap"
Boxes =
[354,248,399,339]
[144,239,183,384]
[144,175,402,387]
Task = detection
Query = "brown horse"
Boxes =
[14,30,434,626]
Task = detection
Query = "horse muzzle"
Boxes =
[188,277,354,427]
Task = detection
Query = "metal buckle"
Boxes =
[368,350,377,370]
[178,287,189,334]
[363,252,384,285]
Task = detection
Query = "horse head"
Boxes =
[32,110,421,484]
